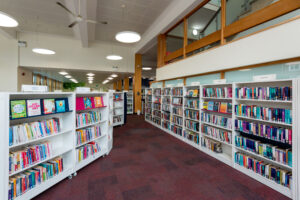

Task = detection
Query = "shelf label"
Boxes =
[191,82,200,86]
[166,84,174,87]
[21,85,48,92]
[213,79,227,84]
[177,83,184,87]
[76,87,91,93]
[253,74,276,82]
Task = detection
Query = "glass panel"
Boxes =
[226,0,276,26]
[186,40,220,57]
[187,0,221,45]
[166,21,184,54]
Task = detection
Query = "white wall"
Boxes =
[0,34,18,92]
[19,32,135,73]
[157,18,300,81]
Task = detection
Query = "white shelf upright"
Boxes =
[126,91,134,114]
[112,92,124,126]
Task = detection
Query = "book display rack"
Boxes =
[112,92,124,126]
[126,91,134,114]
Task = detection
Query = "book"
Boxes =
[220,102,228,113]
[83,97,93,109]
[94,96,104,107]
[207,101,214,111]
[76,97,84,111]
[42,99,56,114]
[10,100,27,119]
[55,98,68,113]
[27,99,41,117]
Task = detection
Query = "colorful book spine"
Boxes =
[162,97,171,104]
[152,110,161,118]
[172,115,183,126]
[171,125,182,136]
[184,130,199,144]
[201,137,222,153]
[145,114,152,121]
[162,88,171,96]
[235,86,292,101]
[203,87,232,98]
[152,117,161,125]
[172,107,183,116]
[172,88,183,96]
[172,97,183,105]
[76,110,101,128]
[8,157,64,200]
[153,97,161,104]
[235,135,292,167]
[201,125,232,144]
[235,104,292,124]
[146,96,152,102]
[9,118,60,146]
[162,112,170,121]
[162,104,171,112]
[185,89,199,97]
[113,116,122,123]
[235,152,292,188]
[153,103,161,110]
[9,142,53,174]
[185,99,199,109]
[77,141,101,162]
[184,120,199,132]
[145,108,152,115]
[235,119,292,145]
[153,89,161,96]
[201,113,232,129]
[162,121,170,130]
[203,101,232,114]
[76,125,101,146]
[184,109,199,120]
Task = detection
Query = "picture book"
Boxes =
[202,101,208,110]
[207,101,214,111]
[94,96,104,107]
[43,99,56,114]
[10,100,27,119]
[76,97,84,111]
[55,98,68,113]
[27,99,41,117]
[220,102,228,113]
[83,97,93,109]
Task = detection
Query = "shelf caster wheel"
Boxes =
[73,172,77,177]
[68,175,73,180]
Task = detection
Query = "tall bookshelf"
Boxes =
[171,87,184,138]
[113,92,124,126]
[152,88,162,126]
[162,88,171,131]
[144,79,299,199]
[74,93,110,173]
[126,91,133,114]
[0,92,75,200]
[145,89,152,122]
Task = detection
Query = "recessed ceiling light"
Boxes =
[102,80,109,84]
[106,55,123,61]
[32,48,55,55]
[88,81,93,84]
[87,73,95,76]
[108,77,113,80]
[142,67,152,71]
[88,77,94,80]
[0,11,18,27]
[239,69,252,72]
[59,71,68,75]
[192,29,198,36]
[111,74,118,78]
[70,79,78,83]
[65,75,72,79]
[129,77,132,79]
[115,31,141,43]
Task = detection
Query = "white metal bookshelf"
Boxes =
[152,88,162,126]
[144,79,299,199]
[145,88,152,122]
[171,87,184,138]
[112,92,124,126]
[126,91,133,114]
[74,92,110,173]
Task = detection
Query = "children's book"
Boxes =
[220,102,228,113]
[27,99,41,117]
[43,99,56,114]
[94,96,104,107]
[55,98,68,113]
[207,101,214,111]
[83,97,93,109]
[11,100,27,119]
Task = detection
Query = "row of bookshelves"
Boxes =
[145,79,298,199]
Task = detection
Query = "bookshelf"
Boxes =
[162,88,171,131]
[113,92,124,126]
[126,91,133,114]
[152,88,162,126]
[145,88,152,122]
[0,92,75,200]
[74,93,110,173]
[144,79,298,199]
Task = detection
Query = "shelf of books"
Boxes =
[144,79,299,199]
[113,92,124,126]
[75,93,110,172]
[200,83,233,166]
[126,91,133,115]
[152,88,162,126]
[0,92,75,200]
[145,89,152,122]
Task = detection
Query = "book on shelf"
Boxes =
[184,130,199,144]
[172,88,183,96]
[8,157,64,200]
[77,141,101,162]
[203,87,232,98]
[172,115,183,126]
[203,101,232,114]
[9,118,61,146]
[186,89,199,97]
[172,107,183,116]
[184,109,199,120]
[55,98,69,113]
[171,124,182,136]
[185,99,199,109]
[94,96,104,108]
[235,86,292,101]
[201,113,232,129]
[27,99,41,117]
[10,100,27,119]
[235,152,292,188]
[76,125,102,146]
[42,99,56,115]
[201,137,222,153]
[114,94,122,101]
[201,125,232,144]
[172,97,183,105]
[76,110,101,128]
[184,120,199,132]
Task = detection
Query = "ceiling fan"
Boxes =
[56,1,108,28]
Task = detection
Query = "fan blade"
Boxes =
[68,21,78,28]
[85,19,108,25]
[57,2,77,17]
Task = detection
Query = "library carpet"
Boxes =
[34,115,289,200]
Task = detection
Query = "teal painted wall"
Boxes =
[165,79,184,87]
[151,82,163,88]
[186,74,220,85]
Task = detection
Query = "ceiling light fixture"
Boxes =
[88,77,94,80]
[70,79,78,83]
[239,69,252,72]
[192,29,198,36]
[88,81,93,84]
[142,67,152,71]
[0,11,18,27]
[59,71,68,75]
[115,31,141,43]
[111,74,118,78]
[87,73,95,76]
[65,75,72,79]
[106,55,123,61]
[108,77,113,80]
[32,48,56,55]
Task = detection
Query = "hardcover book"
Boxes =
[27,99,41,117]
[11,100,27,119]
[43,99,56,114]
[207,101,214,111]
[94,96,104,107]
[83,97,93,109]
[55,98,68,113]
[220,102,228,113]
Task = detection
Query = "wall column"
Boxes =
[113,82,117,90]
[124,78,129,91]
[117,80,122,91]
[134,54,142,113]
